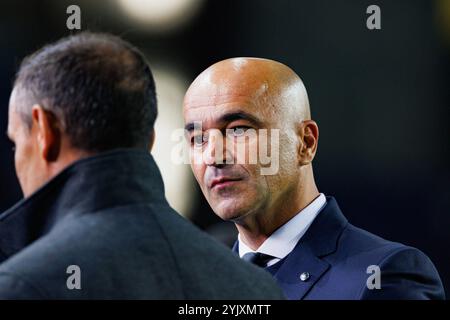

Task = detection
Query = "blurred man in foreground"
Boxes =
[183,57,445,299]
[0,33,284,299]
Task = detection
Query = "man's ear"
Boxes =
[148,129,156,152]
[298,120,319,165]
[32,105,61,162]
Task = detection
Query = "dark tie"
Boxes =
[241,252,274,267]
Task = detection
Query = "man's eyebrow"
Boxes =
[218,111,263,127]
[184,111,263,132]
[184,122,196,132]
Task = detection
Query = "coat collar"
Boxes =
[233,197,348,299]
[0,149,166,262]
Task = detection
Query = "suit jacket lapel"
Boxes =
[271,197,348,299]
[232,197,348,300]
[269,242,330,300]
[233,235,330,300]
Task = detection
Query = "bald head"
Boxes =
[184,57,311,123]
[183,58,320,235]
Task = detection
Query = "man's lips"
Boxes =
[209,177,242,189]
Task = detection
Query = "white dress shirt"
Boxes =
[238,193,327,267]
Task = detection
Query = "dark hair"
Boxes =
[14,32,157,152]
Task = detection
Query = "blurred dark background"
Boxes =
[0,0,449,296]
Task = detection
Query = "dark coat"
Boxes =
[0,149,284,299]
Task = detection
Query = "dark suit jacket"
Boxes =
[233,197,445,300]
[0,149,284,299]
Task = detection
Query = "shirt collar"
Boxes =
[238,193,327,259]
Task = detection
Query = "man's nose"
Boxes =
[204,130,232,166]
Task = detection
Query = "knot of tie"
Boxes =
[241,252,274,267]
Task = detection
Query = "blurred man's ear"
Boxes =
[148,129,155,152]
[32,105,61,162]
[298,120,319,165]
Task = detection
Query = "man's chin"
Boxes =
[212,199,255,222]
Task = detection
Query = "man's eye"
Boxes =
[227,126,250,138]
[191,133,207,147]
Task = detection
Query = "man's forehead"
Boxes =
[184,81,268,110]
[183,108,265,133]
[184,102,260,121]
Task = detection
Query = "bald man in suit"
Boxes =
[182,57,445,300]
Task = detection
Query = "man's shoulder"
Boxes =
[339,223,406,256]
[0,203,185,298]
[0,204,164,298]
[0,203,284,299]
[331,222,429,266]
[319,222,445,299]
[150,205,285,299]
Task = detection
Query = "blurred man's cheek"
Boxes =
[15,153,27,195]
[191,163,204,186]
[14,139,35,196]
